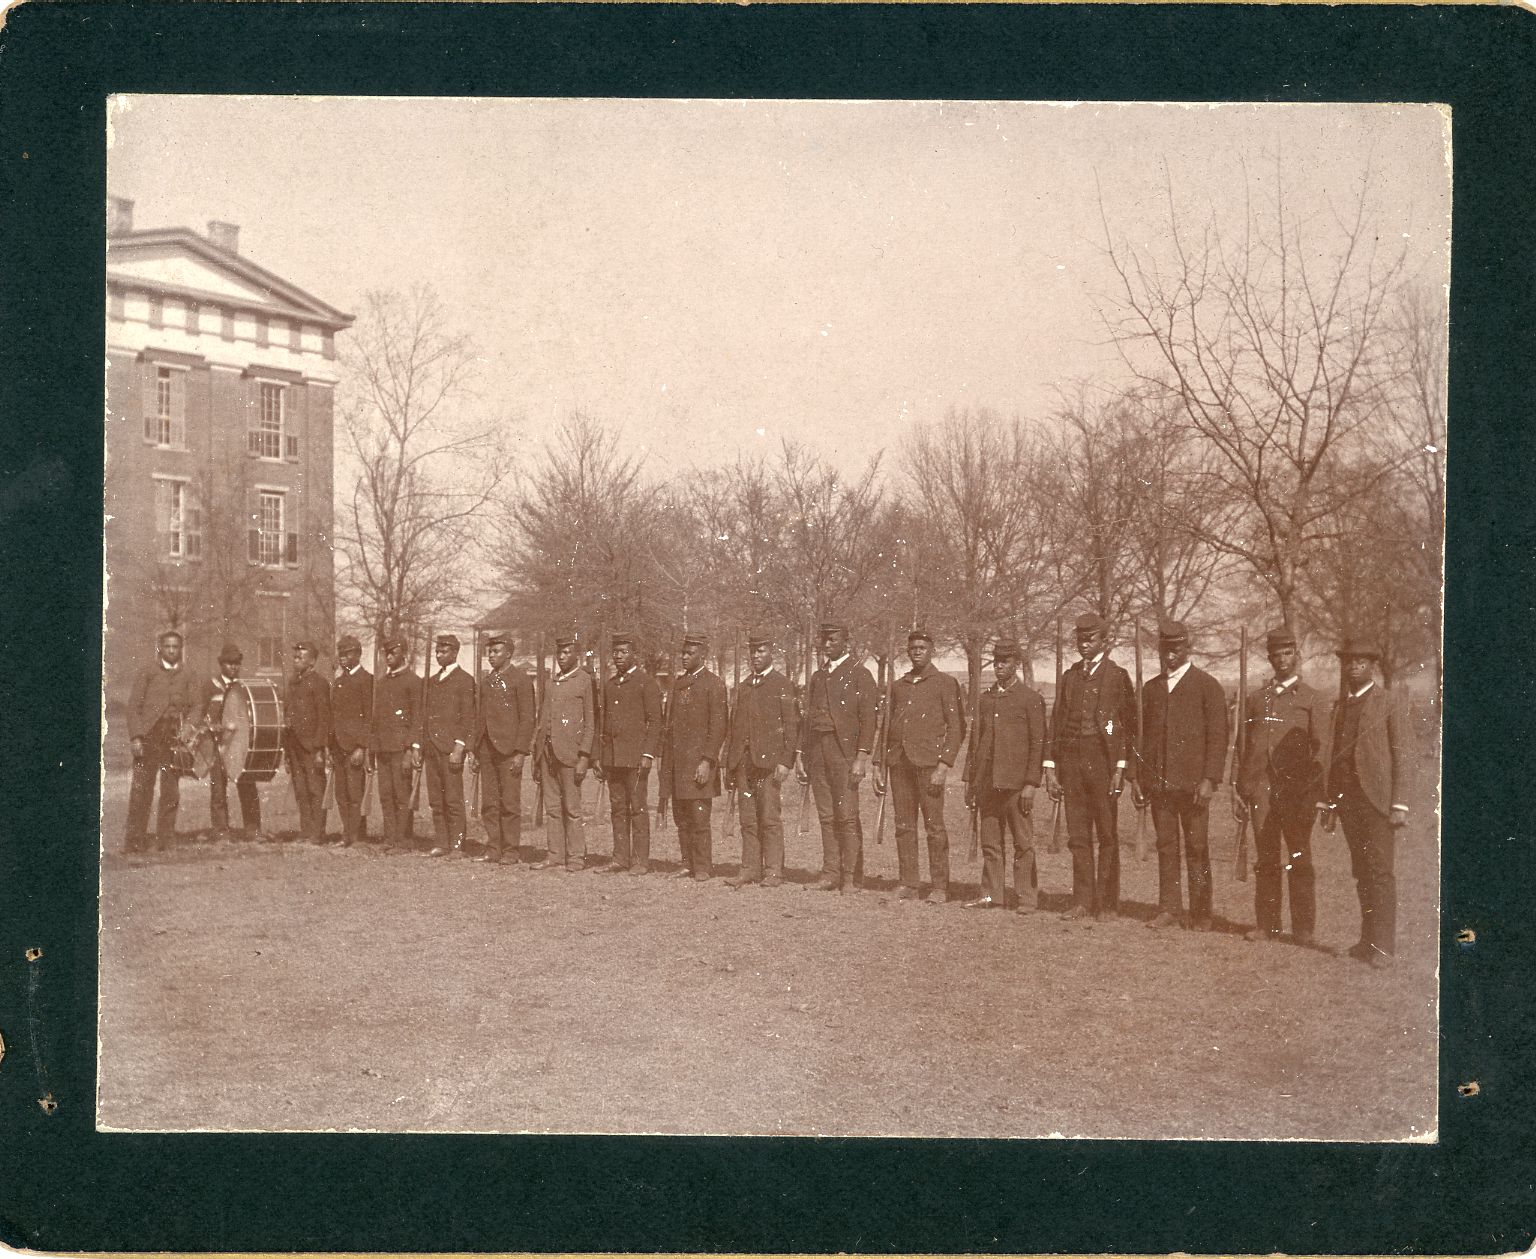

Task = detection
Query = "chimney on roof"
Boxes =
[207,220,240,253]
[107,196,134,236]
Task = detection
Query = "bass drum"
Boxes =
[220,679,285,782]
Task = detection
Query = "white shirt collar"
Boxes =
[1349,680,1376,700]
[344,664,363,676]
[1085,651,1106,674]
[554,665,579,682]
[1166,661,1192,690]
[1273,674,1298,693]
[218,672,235,685]
[161,658,179,671]
[826,652,849,672]
[436,662,459,680]
[388,666,408,678]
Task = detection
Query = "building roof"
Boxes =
[107,227,353,331]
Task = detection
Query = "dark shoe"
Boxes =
[1346,941,1373,962]
[1018,903,1039,916]
[964,896,998,910]
[839,880,859,895]
[628,865,648,876]
[725,876,758,889]
[895,885,919,901]
[1292,930,1316,948]
[814,876,840,892]
[566,861,585,873]
[1148,911,1181,929]
[925,889,947,905]
[1060,904,1092,921]
[674,867,696,880]
[475,852,501,864]
[1188,917,1215,933]
[1246,926,1280,943]
[1368,952,1396,971]
[693,871,712,882]
[1093,908,1116,923]
[427,847,449,858]
[762,874,783,887]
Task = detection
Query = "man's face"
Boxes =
[339,646,362,671]
[907,638,933,670]
[221,658,241,680]
[1343,655,1374,689]
[1077,630,1105,662]
[1160,640,1190,673]
[487,642,511,671]
[555,643,577,672]
[613,642,635,671]
[821,629,848,659]
[159,635,183,666]
[1268,644,1298,680]
[680,642,705,672]
[294,647,315,675]
[993,657,1018,686]
[435,642,457,668]
[750,643,773,673]
[385,645,406,672]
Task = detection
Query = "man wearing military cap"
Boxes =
[203,642,262,841]
[475,631,535,864]
[600,630,663,875]
[883,628,966,903]
[330,634,373,847]
[1043,612,1137,920]
[533,631,595,870]
[423,632,476,857]
[963,639,1048,912]
[1236,626,1323,945]
[123,629,198,853]
[1316,637,1412,969]
[796,619,878,893]
[372,635,423,854]
[662,631,729,880]
[724,628,799,888]
[284,640,332,844]
[1135,619,1229,930]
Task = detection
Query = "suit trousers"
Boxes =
[1339,794,1396,957]
[1061,738,1120,912]
[1151,789,1212,921]
[737,766,784,881]
[376,751,413,849]
[979,786,1038,906]
[331,747,367,842]
[288,746,327,841]
[478,743,523,859]
[890,752,950,892]
[209,758,260,835]
[808,731,861,883]
[1250,784,1317,937]
[424,745,466,848]
[605,766,651,870]
[675,797,714,875]
[124,719,180,850]
[542,758,585,866]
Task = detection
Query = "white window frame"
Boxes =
[250,380,286,461]
[254,485,287,568]
[152,475,202,561]
[145,363,188,450]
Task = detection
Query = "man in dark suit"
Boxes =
[883,628,967,904]
[963,639,1048,913]
[599,629,663,875]
[725,628,799,889]
[284,639,332,844]
[533,631,595,871]
[203,641,262,842]
[1043,612,1137,921]
[474,630,535,864]
[797,620,879,894]
[123,629,198,853]
[1316,638,1412,969]
[1135,619,1229,930]
[423,632,476,858]
[330,633,373,847]
[372,636,422,854]
[662,631,729,881]
[1236,626,1323,945]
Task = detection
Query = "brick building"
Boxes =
[104,197,353,735]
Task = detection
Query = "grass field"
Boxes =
[98,745,1440,1139]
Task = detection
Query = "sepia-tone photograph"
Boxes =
[99,95,1447,1140]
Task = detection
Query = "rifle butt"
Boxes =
[1049,797,1063,853]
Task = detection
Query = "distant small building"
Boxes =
[104,196,353,727]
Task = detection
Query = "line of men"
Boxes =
[120,612,1413,968]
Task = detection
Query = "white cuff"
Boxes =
[1042,760,1055,770]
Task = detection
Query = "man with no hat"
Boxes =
[123,629,198,853]
[284,639,332,844]
[203,641,262,842]
[1134,619,1229,931]
[963,639,1048,912]
[724,628,800,888]
[330,634,373,847]
[1316,638,1412,970]
[1043,612,1137,920]
[883,628,966,904]
[1236,626,1323,946]
[423,632,476,857]
[372,635,423,854]
[475,630,535,864]
[533,631,595,871]
[599,629,663,875]
[796,619,878,894]
[661,631,729,880]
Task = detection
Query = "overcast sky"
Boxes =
[108,96,1450,476]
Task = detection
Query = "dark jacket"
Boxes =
[536,667,595,767]
[664,667,728,799]
[128,661,197,740]
[887,665,967,769]
[799,654,879,759]
[1045,656,1136,767]
[1319,683,1412,818]
[727,668,800,773]
[331,666,373,753]
[1237,677,1322,800]
[1139,666,1228,794]
[285,669,332,753]
[423,664,475,755]
[963,678,1047,793]
[478,663,536,757]
[372,667,421,754]
[601,665,663,768]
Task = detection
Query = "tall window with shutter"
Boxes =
[153,478,201,560]
[248,488,297,569]
[249,381,284,459]
[143,365,186,448]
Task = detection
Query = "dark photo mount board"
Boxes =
[1,3,1533,1253]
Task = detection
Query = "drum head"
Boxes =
[221,682,253,780]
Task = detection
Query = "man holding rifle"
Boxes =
[599,629,663,876]
[1043,613,1136,922]
[284,639,332,845]
[1236,626,1323,946]
[330,634,373,848]
[661,631,729,881]
[533,632,595,871]
[373,636,422,855]
[423,632,475,858]
[474,630,535,865]
[724,628,799,889]
[884,628,966,905]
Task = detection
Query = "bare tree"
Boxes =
[335,285,509,644]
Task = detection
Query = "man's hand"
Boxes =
[1390,805,1410,829]
[638,755,653,779]
[794,753,809,785]
[850,752,870,784]
[313,749,327,771]
[410,747,423,771]
[350,747,366,769]
[1194,778,1215,805]
[1232,793,1249,823]
[1043,767,1062,802]
[576,754,590,784]
[1021,783,1036,815]
[693,759,711,788]
[592,762,606,782]
[1109,768,1124,798]
[511,752,526,772]
[1316,801,1336,833]
[928,763,949,792]
[773,762,790,785]
[448,745,466,768]
[964,783,976,809]
[130,737,145,762]
[1132,782,1148,810]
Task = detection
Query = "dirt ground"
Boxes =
[97,745,1440,1139]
